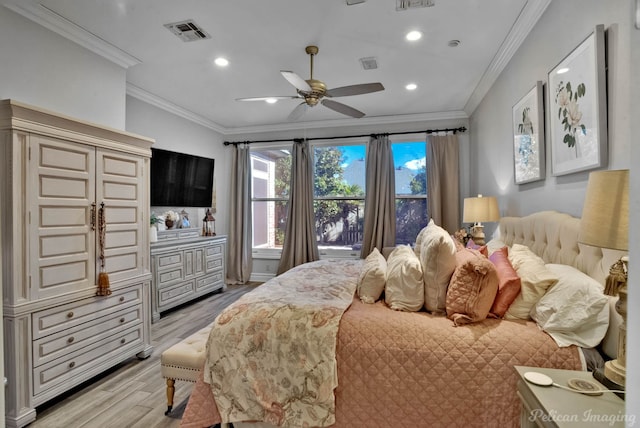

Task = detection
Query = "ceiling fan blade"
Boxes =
[288,102,309,121]
[325,82,384,98]
[321,99,365,118]
[236,96,300,102]
[281,71,312,92]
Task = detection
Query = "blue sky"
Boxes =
[340,141,426,170]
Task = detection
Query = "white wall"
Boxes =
[626,0,639,417]
[0,7,127,129]
[125,96,230,235]
[469,0,631,218]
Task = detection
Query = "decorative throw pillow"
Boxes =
[446,248,499,326]
[531,264,609,348]
[385,245,424,311]
[504,244,558,320]
[414,225,428,258]
[488,246,521,317]
[466,239,488,257]
[357,248,387,304]
[418,219,457,314]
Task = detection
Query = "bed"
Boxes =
[180,211,624,428]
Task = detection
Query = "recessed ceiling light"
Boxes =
[406,83,417,90]
[556,67,570,74]
[265,98,278,104]
[406,31,422,41]
[448,40,461,47]
[214,57,229,67]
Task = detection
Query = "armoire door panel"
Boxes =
[30,136,96,300]
[101,154,138,177]
[103,181,137,200]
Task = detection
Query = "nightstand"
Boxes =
[515,366,626,427]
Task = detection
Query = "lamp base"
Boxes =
[470,225,485,245]
[593,367,625,400]
[604,358,626,386]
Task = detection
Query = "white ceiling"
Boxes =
[3,0,551,134]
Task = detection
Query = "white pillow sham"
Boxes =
[385,245,424,311]
[531,264,609,348]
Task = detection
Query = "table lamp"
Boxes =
[578,169,629,387]
[462,194,500,245]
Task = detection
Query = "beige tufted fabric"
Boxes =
[497,210,626,358]
[161,324,213,415]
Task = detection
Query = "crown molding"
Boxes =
[126,84,227,134]
[463,0,552,116]
[1,0,141,68]
[223,110,468,136]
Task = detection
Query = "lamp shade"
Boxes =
[463,195,500,223]
[579,169,629,251]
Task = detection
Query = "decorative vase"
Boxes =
[150,226,158,243]
[165,219,174,229]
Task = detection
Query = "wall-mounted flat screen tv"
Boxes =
[150,148,215,207]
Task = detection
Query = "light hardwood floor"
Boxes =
[30,283,259,428]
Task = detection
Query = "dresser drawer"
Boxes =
[33,306,142,367]
[158,280,195,307]
[156,252,183,269]
[205,243,224,258]
[196,272,224,292]
[156,265,184,288]
[33,325,143,396]
[205,256,223,272]
[32,285,142,339]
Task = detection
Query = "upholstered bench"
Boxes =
[160,323,213,415]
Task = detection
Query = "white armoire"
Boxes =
[1,99,154,428]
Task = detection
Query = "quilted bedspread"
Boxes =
[182,259,582,428]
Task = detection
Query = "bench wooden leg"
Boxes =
[165,378,175,415]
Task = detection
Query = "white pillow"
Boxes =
[504,244,558,320]
[418,219,457,314]
[531,264,609,348]
[385,246,424,311]
[357,248,387,304]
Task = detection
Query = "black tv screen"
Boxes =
[150,148,215,207]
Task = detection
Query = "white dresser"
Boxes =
[150,232,226,322]
[1,99,154,428]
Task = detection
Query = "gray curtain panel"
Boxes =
[277,140,319,275]
[426,134,460,233]
[360,134,396,258]
[227,144,253,284]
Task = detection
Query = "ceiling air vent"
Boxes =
[396,0,435,11]
[164,20,211,42]
[359,57,379,70]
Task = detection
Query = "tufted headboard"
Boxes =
[495,210,626,358]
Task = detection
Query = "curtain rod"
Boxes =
[223,126,467,146]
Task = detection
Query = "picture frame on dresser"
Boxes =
[512,81,545,184]
[548,24,607,176]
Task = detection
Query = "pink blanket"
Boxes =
[182,295,581,427]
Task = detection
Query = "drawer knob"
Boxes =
[69,362,76,369]
[67,336,75,344]
[119,296,125,302]
[120,338,126,344]
[67,312,74,318]
[120,318,125,323]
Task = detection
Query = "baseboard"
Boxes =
[250,272,275,282]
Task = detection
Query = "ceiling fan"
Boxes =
[236,45,384,120]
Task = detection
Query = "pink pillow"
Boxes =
[446,248,498,326]
[466,239,488,257]
[488,247,521,317]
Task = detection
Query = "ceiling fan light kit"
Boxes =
[236,45,385,120]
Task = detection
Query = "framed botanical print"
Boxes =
[548,24,607,176]
[513,81,545,184]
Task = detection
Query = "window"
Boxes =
[392,140,428,245]
[313,143,366,252]
[250,137,429,254]
[250,148,290,250]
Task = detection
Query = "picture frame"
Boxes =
[512,81,545,184]
[548,24,607,176]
